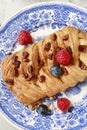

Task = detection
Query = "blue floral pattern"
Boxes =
[0,2,87,130]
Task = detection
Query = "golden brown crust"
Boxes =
[1,26,87,106]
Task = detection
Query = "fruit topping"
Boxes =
[55,47,61,53]
[56,49,72,66]
[61,67,68,75]
[22,51,29,59]
[62,34,69,41]
[66,46,72,54]
[23,73,29,79]
[27,74,37,81]
[13,67,19,77]
[51,33,57,41]
[50,65,62,77]
[47,53,53,60]
[11,55,18,64]
[37,104,50,115]
[68,106,74,113]
[28,65,34,73]
[23,59,30,62]
[38,60,44,67]
[14,61,21,68]
[18,30,32,45]
[57,97,70,112]
[5,79,14,85]
[44,42,51,51]
[39,75,46,82]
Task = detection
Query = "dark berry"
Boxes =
[50,65,62,77]
[8,52,13,55]
[68,106,74,113]
[5,79,14,85]
[37,104,50,115]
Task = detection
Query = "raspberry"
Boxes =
[18,30,32,45]
[56,49,72,65]
[57,97,70,112]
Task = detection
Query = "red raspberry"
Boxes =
[18,30,32,45]
[56,49,72,65]
[57,97,70,112]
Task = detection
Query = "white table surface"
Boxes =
[0,0,86,130]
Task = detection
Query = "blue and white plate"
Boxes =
[0,2,87,130]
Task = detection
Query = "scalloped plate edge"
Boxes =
[0,1,87,32]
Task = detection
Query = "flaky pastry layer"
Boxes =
[1,26,87,107]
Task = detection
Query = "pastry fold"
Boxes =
[1,26,87,106]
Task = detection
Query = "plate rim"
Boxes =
[0,1,87,130]
[0,111,22,130]
[0,1,87,32]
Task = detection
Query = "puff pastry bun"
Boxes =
[1,26,87,107]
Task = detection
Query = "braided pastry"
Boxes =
[1,26,87,107]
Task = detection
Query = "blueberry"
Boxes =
[50,65,62,76]
[37,104,50,115]
[8,52,13,55]
[68,106,74,113]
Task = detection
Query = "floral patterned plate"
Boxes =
[0,2,87,130]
